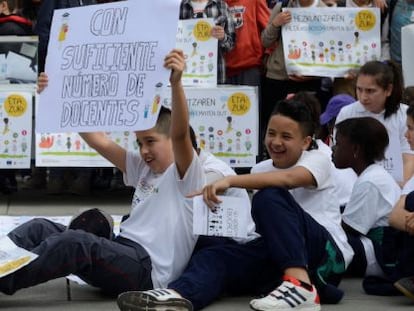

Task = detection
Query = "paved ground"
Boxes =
[1,187,414,310]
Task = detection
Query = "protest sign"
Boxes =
[0,86,34,168]
[402,24,414,87]
[282,8,381,77]
[193,195,250,238]
[162,85,258,167]
[36,0,180,133]
[176,18,218,86]
[35,131,137,167]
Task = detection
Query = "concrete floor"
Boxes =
[1,187,414,310]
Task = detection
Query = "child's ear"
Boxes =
[302,136,313,150]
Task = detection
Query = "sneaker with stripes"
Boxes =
[250,276,321,311]
[117,288,193,311]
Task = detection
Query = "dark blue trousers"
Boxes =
[1,218,152,295]
[170,188,345,310]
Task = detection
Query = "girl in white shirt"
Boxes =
[333,117,401,293]
[335,60,414,185]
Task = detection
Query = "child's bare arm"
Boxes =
[164,49,194,178]
[79,132,127,173]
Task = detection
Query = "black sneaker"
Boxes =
[68,208,114,240]
[117,289,193,311]
[394,276,414,300]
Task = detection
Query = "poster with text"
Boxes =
[36,0,180,133]
[176,18,218,87]
[0,88,33,168]
[35,131,137,167]
[162,86,258,167]
[282,8,381,77]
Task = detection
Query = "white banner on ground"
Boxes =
[176,18,218,87]
[36,0,180,133]
[282,8,381,77]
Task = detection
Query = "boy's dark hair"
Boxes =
[291,91,321,137]
[270,98,318,150]
[153,106,198,150]
[335,117,389,163]
[153,106,171,137]
[407,104,414,120]
[358,60,403,119]
[403,86,414,106]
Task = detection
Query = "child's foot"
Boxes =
[394,276,414,300]
[250,276,320,311]
[117,289,193,311]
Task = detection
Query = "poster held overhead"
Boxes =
[36,0,180,133]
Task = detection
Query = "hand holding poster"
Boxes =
[282,8,381,77]
[176,18,218,86]
[36,0,180,133]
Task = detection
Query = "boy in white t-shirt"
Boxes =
[0,50,249,296]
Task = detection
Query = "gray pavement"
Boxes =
[1,188,414,310]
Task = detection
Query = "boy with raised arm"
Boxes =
[0,50,249,296]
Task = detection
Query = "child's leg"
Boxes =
[251,187,346,303]
[0,231,152,296]
[7,218,65,250]
[168,239,278,310]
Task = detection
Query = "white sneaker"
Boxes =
[250,277,321,311]
[117,288,193,311]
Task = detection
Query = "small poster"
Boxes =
[162,85,259,167]
[35,131,137,167]
[193,195,250,238]
[176,18,218,86]
[0,88,33,168]
[282,8,381,77]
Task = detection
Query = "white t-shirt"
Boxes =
[119,151,204,288]
[342,164,401,234]
[402,175,414,195]
[336,101,413,183]
[251,149,354,267]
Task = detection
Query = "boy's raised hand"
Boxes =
[37,72,49,94]
[164,49,185,86]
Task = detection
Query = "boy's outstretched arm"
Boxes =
[164,49,193,178]
[79,132,127,173]
[36,73,127,173]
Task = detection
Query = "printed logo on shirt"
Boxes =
[228,6,246,29]
[132,180,158,205]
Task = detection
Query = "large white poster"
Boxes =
[176,18,218,87]
[282,8,381,77]
[36,0,180,133]
[162,86,259,167]
[0,87,34,168]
